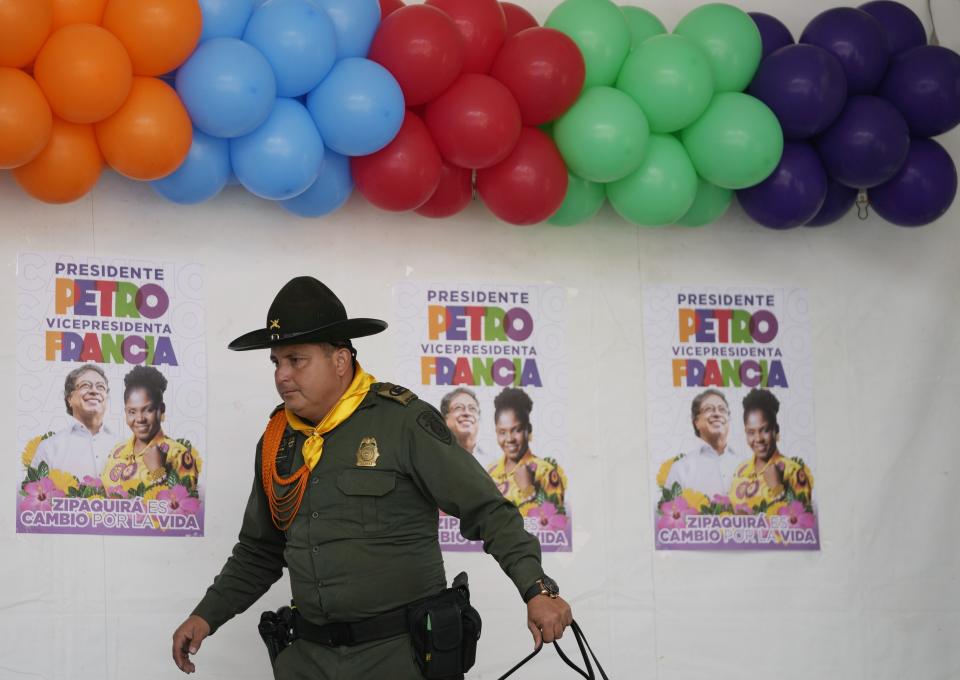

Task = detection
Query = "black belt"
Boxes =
[293,605,410,647]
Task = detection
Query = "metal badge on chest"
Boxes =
[356,437,380,467]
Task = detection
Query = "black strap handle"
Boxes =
[497,620,609,680]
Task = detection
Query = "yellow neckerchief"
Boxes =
[284,364,376,470]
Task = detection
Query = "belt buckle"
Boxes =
[324,622,354,647]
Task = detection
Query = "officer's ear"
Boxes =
[333,346,352,376]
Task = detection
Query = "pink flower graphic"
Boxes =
[712,494,731,506]
[657,498,693,529]
[778,501,815,529]
[21,478,65,511]
[81,476,104,489]
[106,485,125,498]
[157,485,200,515]
[527,502,568,531]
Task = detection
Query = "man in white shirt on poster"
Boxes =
[665,389,746,498]
[32,364,115,481]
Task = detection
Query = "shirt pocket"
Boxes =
[337,468,397,534]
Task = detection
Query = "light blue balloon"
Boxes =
[231,98,325,200]
[199,0,257,40]
[175,38,277,138]
[314,0,380,59]
[307,58,403,156]
[243,0,338,97]
[281,151,353,216]
[151,129,232,204]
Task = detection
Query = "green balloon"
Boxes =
[675,177,732,226]
[680,92,783,189]
[606,134,698,226]
[554,86,650,183]
[620,5,666,49]
[549,172,606,226]
[673,3,762,92]
[546,0,631,87]
[616,34,714,133]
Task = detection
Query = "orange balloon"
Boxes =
[13,117,103,202]
[34,24,133,124]
[51,0,107,29]
[102,0,202,76]
[94,77,192,181]
[0,68,53,169]
[0,0,53,68]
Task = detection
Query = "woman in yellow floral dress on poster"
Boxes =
[486,387,568,522]
[101,366,201,498]
[729,388,813,513]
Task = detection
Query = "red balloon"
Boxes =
[477,127,568,225]
[352,110,442,211]
[416,161,473,217]
[490,27,585,126]
[368,5,464,106]
[378,0,404,18]
[425,73,521,169]
[425,0,506,74]
[501,2,538,37]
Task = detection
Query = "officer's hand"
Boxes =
[526,595,572,647]
[172,615,211,674]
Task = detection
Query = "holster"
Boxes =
[258,605,296,666]
[407,572,482,680]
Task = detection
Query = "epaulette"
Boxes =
[375,382,418,406]
[270,403,285,417]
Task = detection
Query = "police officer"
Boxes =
[171,277,572,678]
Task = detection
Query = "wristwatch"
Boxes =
[523,575,559,603]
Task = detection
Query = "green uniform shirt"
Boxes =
[193,384,543,633]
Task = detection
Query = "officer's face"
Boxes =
[495,409,529,463]
[270,343,351,423]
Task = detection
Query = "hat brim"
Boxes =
[228,318,387,351]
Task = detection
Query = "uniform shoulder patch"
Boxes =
[416,409,453,445]
[376,382,418,406]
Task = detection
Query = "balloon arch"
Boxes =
[1,0,958,228]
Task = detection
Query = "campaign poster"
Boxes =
[644,286,819,550]
[15,253,206,537]
[393,282,570,552]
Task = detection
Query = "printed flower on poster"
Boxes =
[527,502,568,531]
[656,455,682,488]
[657,497,693,530]
[21,477,65,511]
[47,468,79,494]
[20,435,48,468]
[105,485,126,498]
[777,500,815,529]
[156,485,201,515]
[680,488,710,512]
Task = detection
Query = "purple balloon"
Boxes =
[805,178,858,226]
[878,45,960,137]
[800,7,889,94]
[749,12,794,60]
[737,141,828,229]
[870,137,958,226]
[859,1,926,57]
[816,95,910,188]
[748,44,847,140]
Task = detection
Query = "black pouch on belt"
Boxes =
[407,572,482,680]
[258,605,296,666]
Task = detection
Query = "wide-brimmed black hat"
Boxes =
[228,277,387,351]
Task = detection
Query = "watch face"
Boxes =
[541,575,559,596]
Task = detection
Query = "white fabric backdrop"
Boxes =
[1,1,958,678]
